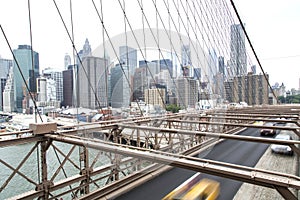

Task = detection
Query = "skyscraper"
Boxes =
[3,67,14,112]
[133,67,148,101]
[78,38,92,62]
[119,46,137,77]
[176,78,197,108]
[78,56,108,109]
[64,53,71,70]
[37,77,47,102]
[181,44,191,66]
[0,57,12,110]
[13,45,39,112]
[110,63,130,108]
[43,68,63,102]
[218,56,225,75]
[62,65,74,107]
[230,24,247,77]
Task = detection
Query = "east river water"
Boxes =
[0,140,111,199]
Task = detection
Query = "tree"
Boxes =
[166,104,181,113]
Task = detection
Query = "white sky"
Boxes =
[234,0,300,90]
[0,0,299,90]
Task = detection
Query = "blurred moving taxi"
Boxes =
[162,173,220,200]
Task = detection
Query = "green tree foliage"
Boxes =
[278,94,300,104]
[166,104,181,113]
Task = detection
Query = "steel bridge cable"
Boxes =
[139,0,197,109]
[177,0,240,107]
[221,0,258,75]
[27,0,42,185]
[52,0,107,115]
[195,0,238,98]
[27,0,40,123]
[140,0,185,111]
[155,0,240,109]
[157,0,215,108]
[222,0,267,103]
[123,0,172,110]
[230,0,279,104]
[188,0,258,107]
[69,0,78,116]
[0,25,43,122]
[184,0,246,105]
[116,0,171,111]
[90,0,144,116]
[166,0,217,107]
[135,0,188,110]
[122,0,132,108]
[100,0,109,111]
[189,0,237,102]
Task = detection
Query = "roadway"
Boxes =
[116,128,270,200]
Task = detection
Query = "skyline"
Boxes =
[0,0,299,90]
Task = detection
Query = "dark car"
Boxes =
[260,122,279,136]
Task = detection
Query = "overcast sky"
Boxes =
[234,0,300,90]
[0,0,299,90]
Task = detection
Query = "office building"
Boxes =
[225,73,269,105]
[37,77,47,102]
[144,88,166,108]
[140,61,159,77]
[13,45,39,112]
[64,53,71,70]
[133,67,148,101]
[43,68,63,102]
[218,56,225,75]
[176,78,197,108]
[37,77,57,103]
[119,46,137,77]
[229,24,247,77]
[78,56,108,109]
[110,63,130,108]
[62,65,74,107]
[0,57,12,110]
[3,67,14,112]
[181,44,193,78]
[251,65,256,75]
[78,38,92,63]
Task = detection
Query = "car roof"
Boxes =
[275,134,291,140]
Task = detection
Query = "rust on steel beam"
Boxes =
[46,134,300,195]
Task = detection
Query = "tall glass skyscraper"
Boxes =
[230,24,247,77]
[13,45,39,112]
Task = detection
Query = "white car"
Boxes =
[271,134,293,156]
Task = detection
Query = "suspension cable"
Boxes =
[229,0,279,104]
[0,25,42,121]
